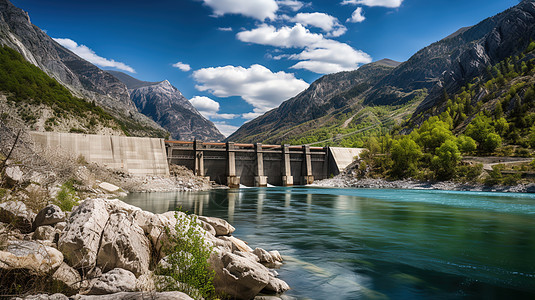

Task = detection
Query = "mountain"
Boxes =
[109,71,225,141]
[226,59,401,143]
[228,0,535,145]
[0,0,167,137]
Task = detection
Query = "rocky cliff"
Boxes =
[0,0,167,137]
[109,71,225,141]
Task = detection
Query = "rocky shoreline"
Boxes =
[312,176,535,193]
[0,196,289,299]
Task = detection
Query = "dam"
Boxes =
[30,132,363,187]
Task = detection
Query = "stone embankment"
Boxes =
[0,198,289,299]
[313,176,535,193]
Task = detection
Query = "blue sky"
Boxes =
[12,0,518,136]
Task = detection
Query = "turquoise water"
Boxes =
[123,187,535,299]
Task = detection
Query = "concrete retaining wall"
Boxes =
[30,132,169,176]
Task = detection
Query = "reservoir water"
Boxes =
[123,187,535,299]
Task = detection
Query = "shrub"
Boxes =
[54,181,79,211]
[155,212,215,299]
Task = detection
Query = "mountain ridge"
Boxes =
[110,71,225,141]
[0,0,168,137]
[227,0,535,145]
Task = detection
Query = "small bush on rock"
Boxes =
[155,212,216,299]
[54,180,79,211]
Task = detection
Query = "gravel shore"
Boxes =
[312,176,535,193]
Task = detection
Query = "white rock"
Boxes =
[88,268,136,295]
[0,240,63,275]
[253,248,275,265]
[96,212,151,276]
[5,166,23,185]
[219,236,254,253]
[0,201,35,233]
[52,262,82,293]
[198,216,235,236]
[58,199,110,269]
[264,277,291,294]
[210,250,271,299]
[32,225,59,242]
[268,250,283,262]
[98,182,121,193]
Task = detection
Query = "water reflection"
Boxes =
[123,187,535,300]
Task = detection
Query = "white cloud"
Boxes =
[237,23,323,48]
[201,0,278,20]
[172,62,191,72]
[53,38,135,73]
[341,0,402,8]
[213,121,240,137]
[193,64,309,114]
[190,96,238,120]
[237,24,372,74]
[218,27,233,31]
[242,112,263,120]
[292,13,347,37]
[347,7,365,23]
[276,0,306,11]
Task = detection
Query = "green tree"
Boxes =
[390,136,422,178]
[481,133,502,153]
[416,116,455,153]
[431,140,461,180]
[456,135,477,154]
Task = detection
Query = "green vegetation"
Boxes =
[54,180,79,211]
[0,46,123,130]
[156,212,216,300]
[350,44,535,185]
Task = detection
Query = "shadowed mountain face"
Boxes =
[109,71,225,142]
[226,59,400,143]
[228,1,535,143]
[0,0,167,137]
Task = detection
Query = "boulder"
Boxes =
[34,204,66,228]
[198,216,235,236]
[0,240,63,275]
[219,236,254,253]
[87,268,136,295]
[51,262,82,294]
[55,222,67,231]
[99,182,121,193]
[268,250,283,263]
[32,225,59,243]
[58,199,110,269]
[263,277,291,294]
[0,201,35,233]
[254,248,275,264]
[210,251,271,300]
[4,166,23,186]
[96,212,151,276]
[73,291,193,300]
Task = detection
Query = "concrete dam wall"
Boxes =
[29,132,364,185]
[30,132,169,176]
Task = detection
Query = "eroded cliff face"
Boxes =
[0,0,167,137]
[109,71,225,142]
